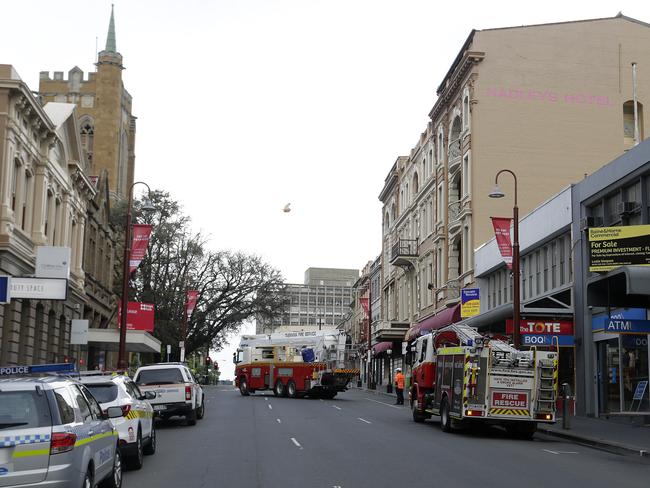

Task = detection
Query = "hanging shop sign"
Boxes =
[36,246,71,279]
[588,225,650,272]
[460,288,480,317]
[70,320,89,345]
[491,217,513,268]
[10,277,67,300]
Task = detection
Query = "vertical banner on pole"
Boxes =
[491,217,513,269]
[129,224,153,274]
[185,290,199,318]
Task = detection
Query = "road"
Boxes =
[125,386,648,488]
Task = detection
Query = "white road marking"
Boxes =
[264,397,268,401]
[268,404,273,410]
[332,405,342,410]
[276,418,282,424]
[543,449,559,455]
[365,398,401,409]
[357,418,372,424]
[543,449,579,455]
[291,437,303,449]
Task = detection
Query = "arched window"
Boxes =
[384,211,390,233]
[22,170,33,232]
[79,116,94,163]
[412,172,419,195]
[462,89,470,129]
[11,158,21,212]
[623,100,644,144]
[437,130,444,163]
[391,203,396,221]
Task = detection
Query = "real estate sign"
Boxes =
[588,225,650,272]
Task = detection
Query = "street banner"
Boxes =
[117,302,155,332]
[506,319,574,335]
[185,290,199,318]
[461,288,480,317]
[129,224,153,274]
[588,225,650,272]
[359,297,369,317]
[491,217,513,268]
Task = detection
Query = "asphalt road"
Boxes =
[124,386,648,488]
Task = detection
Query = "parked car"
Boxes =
[0,363,123,488]
[134,363,204,425]
[79,372,157,469]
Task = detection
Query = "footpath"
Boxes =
[353,385,649,458]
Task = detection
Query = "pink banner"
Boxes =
[129,224,153,274]
[359,297,369,318]
[117,302,155,332]
[185,290,199,318]
[491,217,513,269]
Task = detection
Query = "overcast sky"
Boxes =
[4,0,650,378]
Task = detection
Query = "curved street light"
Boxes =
[118,181,155,370]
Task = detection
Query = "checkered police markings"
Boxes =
[0,434,50,448]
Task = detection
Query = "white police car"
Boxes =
[0,363,123,488]
[79,373,156,470]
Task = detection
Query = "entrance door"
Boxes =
[597,338,620,413]
[621,335,649,411]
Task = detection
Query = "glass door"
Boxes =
[597,338,620,414]
[622,335,649,411]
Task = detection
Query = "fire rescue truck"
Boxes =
[233,330,358,399]
[408,323,557,438]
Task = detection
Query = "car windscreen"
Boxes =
[0,390,52,429]
[84,383,119,403]
[135,368,185,385]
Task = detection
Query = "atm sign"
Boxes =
[492,391,528,408]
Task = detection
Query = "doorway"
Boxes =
[596,338,620,414]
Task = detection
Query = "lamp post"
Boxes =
[489,169,520,349]
[118,182,155,370]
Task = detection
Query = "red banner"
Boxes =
[185,290,199,318]
[491,217,513,269]
[117,302,155,332]
[129,224,153,274]
[506,319,574,335]
[359,297,369,318]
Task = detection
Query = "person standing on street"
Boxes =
[394,368,405,405]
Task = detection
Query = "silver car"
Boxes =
[0,364,123,488]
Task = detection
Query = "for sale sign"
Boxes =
[492,391,528,409]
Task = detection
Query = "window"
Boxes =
[543,247,549,292]
[559,237,566,285]
[551,241,557,289]
[437,185,444,221]
[79,385,102,419]
[462,225,470,273]
[0,391,52,429]
[462,152,470,197]
[54,388,76,425]
[412,172,419,195]
[535,251,541,295]
[522,258,527,300]
[85,383,119,403]
[463,92,470,129]
[74,386,92,422]
[623,100,644,144]
[11,160,20,211]
[437,131,444,163]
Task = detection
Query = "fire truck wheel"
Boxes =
[440,398,452,432]
[286,381,297,398]
[274,380,286,397]
[411,398,425,423]
[239,378,250,396]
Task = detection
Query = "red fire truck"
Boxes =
[408,323,557,438]
[234,330,358,399]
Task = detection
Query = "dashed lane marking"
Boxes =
[365,398,401,409]
[268,404,273,410]
[543,449,579,455]
[332,405,342,410]
[291,438,303,449]
[357,418,372,424]
[276,419,281,424]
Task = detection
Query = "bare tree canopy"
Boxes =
[122,190,285,355]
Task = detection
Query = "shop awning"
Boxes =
[87,328,161,353]
[587,265,650,308]
[406,304,461,341]
[371,341,393,355]
[463,303,513,331]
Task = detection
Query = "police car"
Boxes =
[0,363,123,488]
[79,372,156,470]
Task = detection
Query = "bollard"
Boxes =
[561,382,571,430]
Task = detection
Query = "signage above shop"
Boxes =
[506,319,573,335]
[600,318,650,334]
[592,307,645,331]
[521,334,575,346]
[588,225,650,272]
[36,246,71,279]
[10,277,67,300]
[461,288,480,318]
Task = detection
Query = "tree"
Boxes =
[129,190,285,355]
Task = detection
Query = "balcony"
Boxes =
[372,320,410,342]
[448,201,462,234]
[390,238,418,268]
[448,138,462,172]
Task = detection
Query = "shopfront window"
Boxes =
[622,335,649,411]
[597,338,620,414]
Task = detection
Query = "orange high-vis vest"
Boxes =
[395,372,405,389]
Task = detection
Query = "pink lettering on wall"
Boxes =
[487,87,614,106]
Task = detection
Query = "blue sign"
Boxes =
[461,288,480,301]
[604,319,650,334]
[622,335,649,348]
[0,276,9,304]
[633,381,648,401]
[522,334,575,347]
[592,308,646,332]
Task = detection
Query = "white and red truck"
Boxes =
[408,323,557,438]
[234,330,358,399]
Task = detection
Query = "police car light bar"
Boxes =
[0,363,76,376]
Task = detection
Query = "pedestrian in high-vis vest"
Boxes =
[394,368,405,405]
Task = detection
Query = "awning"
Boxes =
[371,341,393,355]
[405,304,461,341]
[587,265,650,308]
[87,328,162,353]
[463,303,513,330]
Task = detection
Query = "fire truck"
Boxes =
[408,323,557,438]
[233,330,359,399]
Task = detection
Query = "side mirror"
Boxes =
[144,391,156,400]
[106,406,123,419]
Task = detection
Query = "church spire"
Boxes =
[105,4,116,53]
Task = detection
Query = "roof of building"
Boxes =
[105,4,117,53]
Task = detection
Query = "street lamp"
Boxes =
[118,181,155,370]
[489,169,520,349]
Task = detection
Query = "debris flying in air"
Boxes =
[283,203,291,213]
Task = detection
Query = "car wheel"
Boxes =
[101,446,122,488]
[274,380,285,397]
[143,422,156,455]
[186,408,197,426]
[286,381,297,398]
[82,467,92,488]
[440,397,452,433]
[129,429,144,470]
[239,378,250,396]
[196,397,205,419]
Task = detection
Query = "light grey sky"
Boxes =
[4,0,650,378]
